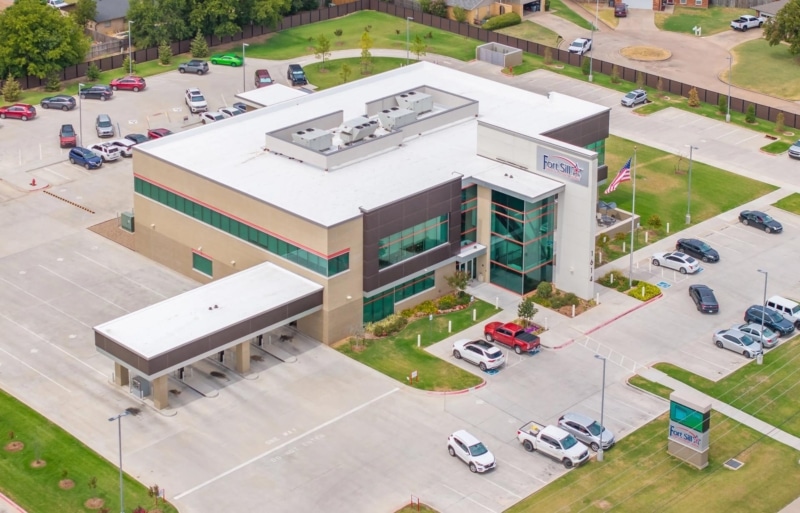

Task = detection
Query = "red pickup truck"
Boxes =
[484,322,540,354]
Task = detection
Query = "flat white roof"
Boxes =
[236,83,310,107]
[94,262,322,358]
[140,62,607,227]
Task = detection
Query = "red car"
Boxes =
[484,322,540,354]
[0,103,36,121]
[147,128,173,139]
[110,75,146,92]
[59,124,77,148]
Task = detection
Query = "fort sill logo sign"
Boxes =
[536,148,590,187]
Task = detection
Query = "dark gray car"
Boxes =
[178,60,209,75]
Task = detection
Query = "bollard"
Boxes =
[417,334,421,347]
[757,353,763,365]
[596,292,600,305]
[610,273,614,284]
[641,286,645,297]
[495,297,499,310]
[645,232,649,244]
[448,320,452,333]
[473,308,476,322]
[572,305,576,318]
[598,250,602,264]
[545,317,549,330]
[666,222,670,233]
[623,242,626,253]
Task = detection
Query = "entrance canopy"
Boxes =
[94,262,323,380]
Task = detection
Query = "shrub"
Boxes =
[190,30,209,58]
[122,55,135,74]
[613,231,627,242]
[453,6,468,23]
[455,293,472,306]
[87,62,101,81]
[597,270,630,292]
[400,308,415,318]
[746,104,756,123]
[429,0,447,17]
[687,87,700,108]
[535,281,553,299]
[718,94,727,114]
[550,294,568,309]
[545,0,551,10]
[482,12,521,30]
[776,112,785,132]
[158,42,172,65]
[648,214,662,229]
[611,65,620,84]
[636,71,644,88]
[365,314,408,337]
[334,28,343,37]
[517,296,537,326]
[437,294,456,311]
[581,56,590,76]
[627,281,661,301]
[45,71,61,92]
[563,292,579,306]
[415,300,438,316]
[2,74,22,102]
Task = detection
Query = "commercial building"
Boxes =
[127,62,609,348]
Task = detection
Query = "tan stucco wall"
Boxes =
[133,153,364,344]
[475,185,493,283]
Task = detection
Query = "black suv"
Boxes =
[79,85,113,101]
[744,305,795,336]
[689,285,718,314]
[287,64,307,86]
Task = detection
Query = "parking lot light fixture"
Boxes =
[594,354,606,462]
[128,20,134,75]
[406,17,413,65]
[589,0,598,82]
[78,83,85,146]
[685,145,698,225]
[758,269,768,345]
[726,54,732,123]
[109,411,130,513]
[242,43,249,92]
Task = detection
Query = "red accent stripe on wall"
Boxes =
[135,173,349,259]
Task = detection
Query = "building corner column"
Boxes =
[235,341,251,374]
[114,363,129,386]
[152,375,169,410]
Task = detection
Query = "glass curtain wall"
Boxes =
[489,191,555,294]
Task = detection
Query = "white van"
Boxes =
[765,296,800,328]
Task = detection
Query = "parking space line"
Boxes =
[174,387,399,500]
[39,264,129,314]
[678,349,730,372]
[498,460,548,484]
[484,478,522,499]
[0,342,71,392]
[74,251,169,299]
[439,484,498,513]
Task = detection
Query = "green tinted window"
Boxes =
[192,252,212,276]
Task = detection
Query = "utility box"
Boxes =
[131,376,151,398]
[120,211,135,232]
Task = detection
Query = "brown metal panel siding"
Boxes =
[362,180,462,292]
[542,111,610,148]
[598,164,608,183]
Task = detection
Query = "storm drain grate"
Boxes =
[724,458,744,470]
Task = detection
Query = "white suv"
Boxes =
[185,88,208,113]
[447,430,496,473]
[452,339,505,371]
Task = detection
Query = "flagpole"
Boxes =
[628,147,637,288]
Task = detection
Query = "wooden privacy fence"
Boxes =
[6,0,799,129]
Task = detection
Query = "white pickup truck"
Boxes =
[516,421,590,468]
[730,15,765,31]
[568,38,592,55]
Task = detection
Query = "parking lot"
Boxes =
[1,57,800,513]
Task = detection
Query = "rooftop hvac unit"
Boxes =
[395,92,433,115]
[378,107,416,130]
[291,127,334,152]
[340,116,379,144]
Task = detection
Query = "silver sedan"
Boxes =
[713,329,763,358]
[734,323,779,349]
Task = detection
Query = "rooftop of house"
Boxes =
[94,0,129,22]
[137,62,607,228]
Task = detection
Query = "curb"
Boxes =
[549,338,575,350]
[425,380,487,396]
[0,491,26,513]
[584,293,663,336]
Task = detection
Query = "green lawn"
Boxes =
[728,39,800,101]
[245,10,479,62]
[774,192,800,214]
[548,0,596,30]
[653,335,800,437]
[0,390,177,513]
[507,410,800,512]
[628,374,674,398]
[762,140,792,154]
[304,56,408,90]
[336,300,498,391]
[496,20,562,47]
[655,5,754,35]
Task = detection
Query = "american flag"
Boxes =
[604,158,632,195]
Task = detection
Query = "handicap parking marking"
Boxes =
[656,281,671,289]
[484,368,500,376]
[127,119,138,124]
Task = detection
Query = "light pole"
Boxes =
[685,145,698,224]
[406,17,413,65]
[109,411,130,513]
[127,20,134,75]
[758,269,768,345]
[726,54,732,123]
[242,43,249,92]
[588,0,598,82]
[594,354,606,462]
[78,82,85,147]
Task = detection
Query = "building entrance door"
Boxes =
[459,258,477,280]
